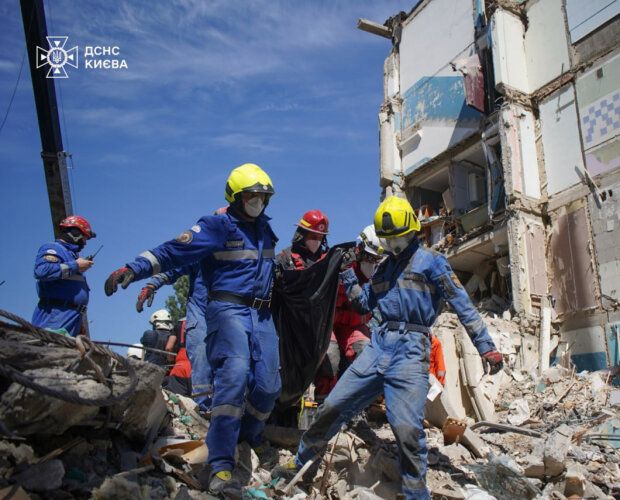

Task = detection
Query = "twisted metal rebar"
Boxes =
[0,310,138,407]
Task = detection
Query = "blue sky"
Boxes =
[0,0,415,351]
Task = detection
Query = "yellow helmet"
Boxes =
[374,196,420,237]
[225,163,275,203]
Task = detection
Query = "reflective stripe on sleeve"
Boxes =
[60,263,70,279]
[153,272,170,284]
[211,404,243,419]
[262,249,275,258]
[140,251,161,274]
[463,317,486,336]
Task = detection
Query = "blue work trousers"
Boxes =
[205,301,281,473]
[296,328,431,499]
[184,299,212,411]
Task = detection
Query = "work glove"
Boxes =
[482,350,504,375]
[104,267,135,296]
[136,284,156,312]
[340,248,357,271]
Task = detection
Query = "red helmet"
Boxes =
[295,210,329,235]
[60,216,96,239]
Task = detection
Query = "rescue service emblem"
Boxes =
[175,231,193,244]
[450,273,463,289]
[43,255,59,263]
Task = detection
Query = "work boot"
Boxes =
[208,470,241,499]
[270,459,300,481]
[252,445,278,466]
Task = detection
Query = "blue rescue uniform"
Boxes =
[126,210,280,473]
[149,263,213,410]
[294,238,497,500]
[32,239,89,337]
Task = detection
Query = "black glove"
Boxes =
[340,248,357,271]
[136,284,156,312]
[482,350,504,375]
[104,267,135,296]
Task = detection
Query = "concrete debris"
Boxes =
[1,313,619,499]
[0,328,167,441]
[12,458,65,492]
[507,398,530,425]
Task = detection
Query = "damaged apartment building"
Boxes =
[359,0,620,378]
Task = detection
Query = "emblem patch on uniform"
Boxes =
[191,225,201,233]
[225,239,244,248]
[176,231,193,244]
[44,255,59,263]
[47,249,57,255]
[450,273,463,289]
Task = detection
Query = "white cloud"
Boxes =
[209,132,283,152]
[0,59,19,73]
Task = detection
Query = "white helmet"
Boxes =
[357,225,384,257]
[127,343,144,360]
[150,309,172,330]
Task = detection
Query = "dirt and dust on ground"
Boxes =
[0,309,619,499]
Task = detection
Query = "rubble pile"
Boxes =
[1,312,619,499]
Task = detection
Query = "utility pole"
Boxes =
[20,1,91,337]
[20,0,73,238]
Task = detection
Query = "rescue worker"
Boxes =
[332,225,384,373]
[276,210,337,399]
[162,318,193,396]
[137,263,213,411]
[277,209,329,269]
[126,343,144,360]
[104,163,279,498]
[32,216,96,337]
[141,309,176,368]
[272,196,503,499]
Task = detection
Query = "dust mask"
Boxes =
[384,235,412,255]
[244,197,264,218]
[360,261,375,279]
[305,238,321,254]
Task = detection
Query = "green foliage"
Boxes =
[165,274,189,324]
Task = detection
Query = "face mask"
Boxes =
[155,321,173,331]
[360,261,376,279]
[305,238,321,254]
[63,228,86,250]
[384,235,412,255]
[244,197,264,218]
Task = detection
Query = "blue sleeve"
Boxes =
[127,218,223,282]
[431,254,496,355]
[149,266,190,290]
[33,244,78,282]
[340,267,377,314]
